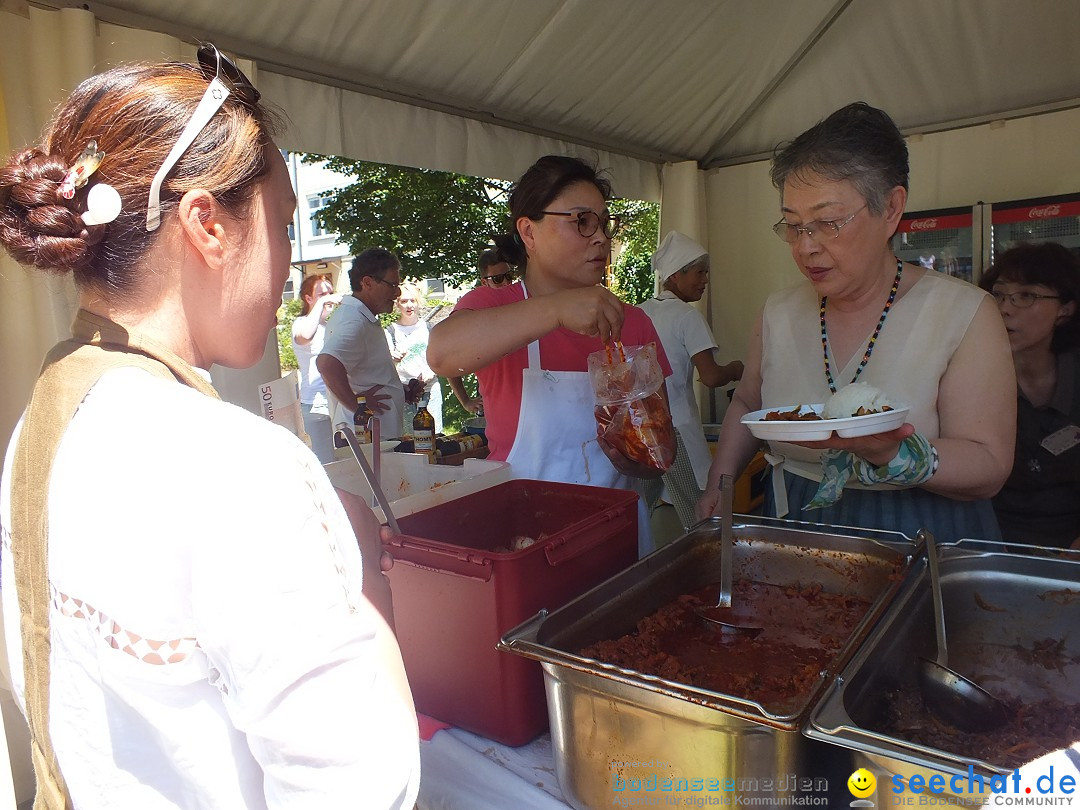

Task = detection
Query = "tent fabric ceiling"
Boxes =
[57,0,1080,169]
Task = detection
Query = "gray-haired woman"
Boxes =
[699,102,1015,542]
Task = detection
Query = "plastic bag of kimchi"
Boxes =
[587,342,676,472]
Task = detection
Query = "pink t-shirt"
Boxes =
[454,283,672,461]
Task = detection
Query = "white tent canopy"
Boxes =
[2,0,1080,452]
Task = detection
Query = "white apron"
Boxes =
[504,284,654,557]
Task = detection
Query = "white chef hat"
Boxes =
[651,231,708,283]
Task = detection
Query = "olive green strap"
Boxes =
[11,310,219,807]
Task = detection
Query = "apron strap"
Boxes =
[10,309,219,808]
[764,451,789,518]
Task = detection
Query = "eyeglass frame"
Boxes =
[539,210,622,239]
[481,271,514,285]
[145,43,261,231]
[771,204,867,244]
[371,275,402,291]
[990,289,1062,308]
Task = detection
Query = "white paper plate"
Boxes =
[741,404,911,441]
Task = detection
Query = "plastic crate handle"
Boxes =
[389,538,495,582]
[544,508,634,567]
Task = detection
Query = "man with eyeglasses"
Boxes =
[318,247,407,437]
[447,250,517,414]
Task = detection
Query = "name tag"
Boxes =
[1041,425,1080,456]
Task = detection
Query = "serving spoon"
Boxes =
[695,474,763,638]
[916,529,1009,732]
[335,424,401,534]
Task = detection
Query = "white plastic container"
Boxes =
[323,443,511,523]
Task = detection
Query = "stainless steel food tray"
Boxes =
[808,539,1080,781]
[502,515,920,730]
[499,517,921,809]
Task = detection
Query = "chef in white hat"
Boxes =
[639,231,744,529]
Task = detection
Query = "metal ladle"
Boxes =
[695,474,763,638]
[916,529,1009,732]
[335,423,401,534]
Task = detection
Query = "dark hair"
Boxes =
[492,155,612,267]
[298,273,332,316]
[348,247,400,289]
[770,102,908,216]
[0,61,278,297]
[477,249,505,274]
[981,241,1080,352]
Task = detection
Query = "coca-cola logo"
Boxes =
[909,218,938,230]
[1029,205,1061,219]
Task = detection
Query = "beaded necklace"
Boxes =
[820,257,904,393]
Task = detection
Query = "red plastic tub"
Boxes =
[386,479,638,745]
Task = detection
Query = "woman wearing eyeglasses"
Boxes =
[428,155,673,557]
[698,102,1015,543]
[0,50,419,808]
[980,242,1080,548]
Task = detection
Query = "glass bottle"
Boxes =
[412,394,436,463]
[353,395,371,444]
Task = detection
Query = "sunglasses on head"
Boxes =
[145,43,260,231]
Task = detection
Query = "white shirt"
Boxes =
[0,367,420,809]
[292,320,327,408]
[639,291,718,488]
[320,295,405,437]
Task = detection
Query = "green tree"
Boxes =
[305,154,511,288]
[609,198,660,305]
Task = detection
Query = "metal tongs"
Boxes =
[335,417,400,534]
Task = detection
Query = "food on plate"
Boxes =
[763,406,823,422]
[577,580,872,713]
[821,382,894,419]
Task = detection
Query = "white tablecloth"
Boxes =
[416,724,571,810]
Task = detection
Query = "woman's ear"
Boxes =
[177,188,228,269]
[883,185,907,235]
[516,216,537,254]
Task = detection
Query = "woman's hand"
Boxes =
[334,487,396,629]
[697,487,722,520]
[552,286,625,344]
[792,423,915,467]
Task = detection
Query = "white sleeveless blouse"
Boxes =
[761,270,989,484]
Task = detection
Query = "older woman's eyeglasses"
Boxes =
[772,205,867,243]
[146,43,261,231]
[540,210,622,239]
[991,289,1061,308]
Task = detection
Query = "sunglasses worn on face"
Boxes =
[373,276,401,291]
[483,272,514,285]
[145,43,261,231]
[540,210,622,239]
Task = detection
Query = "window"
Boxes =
[308,194,334,238]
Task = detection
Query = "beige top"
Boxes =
[760,270,989,487]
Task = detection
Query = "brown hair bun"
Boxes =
[0,147,101,274]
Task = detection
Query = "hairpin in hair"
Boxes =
[59,140,105,200]
[81,183,122,227]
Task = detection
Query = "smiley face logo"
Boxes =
[848,768,876,798]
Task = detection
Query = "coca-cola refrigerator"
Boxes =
[986,192,1080,266]
[890,205,981,285]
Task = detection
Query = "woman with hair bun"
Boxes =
[0,48,419,808]
[427,154,673,557]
